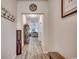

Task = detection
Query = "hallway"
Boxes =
[15,45,50,59]
[1,0,77,59]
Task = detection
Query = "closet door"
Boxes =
[16,30,22,55]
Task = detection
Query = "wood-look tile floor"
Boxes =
[15,45,50,59]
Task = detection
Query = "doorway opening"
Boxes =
[22,13,44,48]
[21,13,46,59]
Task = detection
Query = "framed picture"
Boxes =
[61,0,77,17]
[16,30,22,55]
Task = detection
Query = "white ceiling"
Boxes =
[17,0,48,1]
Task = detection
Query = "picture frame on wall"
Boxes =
[61,0,77,18]
[16,30,22,55]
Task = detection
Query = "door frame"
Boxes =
[21,13,45,46]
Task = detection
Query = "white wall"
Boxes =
[17,1,49,53]
[48,0,77,59]
[1,0,17,59]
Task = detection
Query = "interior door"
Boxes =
[16,30,22,55]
